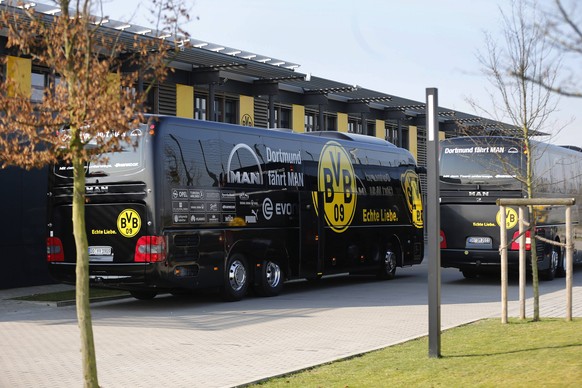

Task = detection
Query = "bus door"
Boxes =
[299,190,324,277]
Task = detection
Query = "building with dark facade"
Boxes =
[0,1,510,288]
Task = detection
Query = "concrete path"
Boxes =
[0,267,580,388]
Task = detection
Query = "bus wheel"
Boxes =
[130,290,157,300]
[556,247,566,278]
[542,247,558,281]
[222,254,249,301]
[461,269,478,279]
[254,260,284,297]
[377,247,397,280]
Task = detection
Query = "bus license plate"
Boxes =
[467,237,492,244]
[89,246,112,256]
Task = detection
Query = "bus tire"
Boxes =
[254,260,284,297]
[130,290,157,300]
[221,253,249,301]
[556,247,566,278]
[542,246,558,281]
[377,246,397,280]
[461,269,478,279]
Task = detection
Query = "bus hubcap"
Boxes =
[265,261,281,288]
[228,260,247,291]
[385,251,396,272]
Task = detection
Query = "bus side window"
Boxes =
[164,128,223,187]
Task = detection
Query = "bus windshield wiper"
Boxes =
[439,177,461,184]
[87,171,109,177]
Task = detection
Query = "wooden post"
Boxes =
[566,205,573,322]
[518,206,526,320]
[498,198,575,323]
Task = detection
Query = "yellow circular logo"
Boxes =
[241,113,253,126]
[312,141,357,233]
[496,207,518,229]
[401,170,424,229]
[117,209,141,238]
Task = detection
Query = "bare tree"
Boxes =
[469,0,563,321]
[0,1,188,386]
[528,0,582,98]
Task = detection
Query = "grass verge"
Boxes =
[253,318,582,387]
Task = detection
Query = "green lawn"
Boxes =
[254,319,582,387]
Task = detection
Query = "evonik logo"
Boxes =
[262,197,295,221]
[263,198,274,220]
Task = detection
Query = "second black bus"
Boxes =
[439,136,582,279]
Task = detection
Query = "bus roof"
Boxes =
[148,115,406,154]
[304,131,397,147]
[442,135,582,158]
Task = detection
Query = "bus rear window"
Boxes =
[54,126,147,179]
[440,143,522,184]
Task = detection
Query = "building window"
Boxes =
[272,105,291,129]
[224,99,237,124]
[325,115,336,131]
[367,121,375,136]
[145,83,158,114]
[214,96,237,124]
[304,111,316,132]
[31,70,62,103]
[195,95,207,120]
[31,72,45,103]
[279,107,291,129]
[348,117,361,134]
[386,122,398,143]
[401,127,409,149]
[213,98,220,122]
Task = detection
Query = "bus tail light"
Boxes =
[135,236,167,263]
[47,237,65,262]
[440,230,447,249]
[510,230,531,251]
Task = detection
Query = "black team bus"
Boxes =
[47,116,425,301]
[439,136,582,280]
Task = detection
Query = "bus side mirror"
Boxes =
[415,166,427,174]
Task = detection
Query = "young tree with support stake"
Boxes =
[469,0,564,321]
[0,1,189,386]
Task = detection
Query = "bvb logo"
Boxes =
[241,114,253,126]
[117,209,141,238]
[496,207,518,229]
[401,170,424,229]
[312,141,357,233]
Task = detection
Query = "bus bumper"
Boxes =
[48,261,222,291]
[440,249,523,272]
[49,262,150,288]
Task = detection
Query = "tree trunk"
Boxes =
[73,156,99,387]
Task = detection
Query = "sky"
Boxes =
[99,0,581,147]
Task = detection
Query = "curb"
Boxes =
[55,294,132,307]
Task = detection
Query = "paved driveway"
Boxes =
[1,263,580,388]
